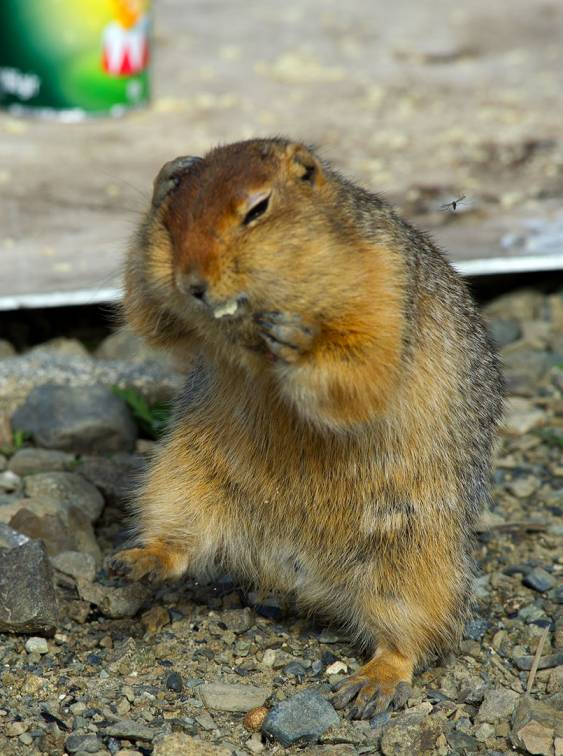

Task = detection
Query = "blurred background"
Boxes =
[1,0,563,309]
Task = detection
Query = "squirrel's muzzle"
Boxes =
[175,270,209,303]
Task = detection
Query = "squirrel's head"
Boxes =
[133,140,363,324]
[127,138,397,361]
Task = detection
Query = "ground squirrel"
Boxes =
[115,138,503,718]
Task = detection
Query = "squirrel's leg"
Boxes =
[111,540,191,582]
[332,532,469,718]
[112,427,225,582]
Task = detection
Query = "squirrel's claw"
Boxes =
[110,547,169,583]
[254,311,317,363]
[332,675,412,719]
[331,678,364,709]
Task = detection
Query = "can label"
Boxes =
[0,0,151,117]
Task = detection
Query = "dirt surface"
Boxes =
[0,285,562,755]
[2,0,563,306]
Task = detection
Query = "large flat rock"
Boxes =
[0,528,58,635]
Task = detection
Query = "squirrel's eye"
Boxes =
[301,164,316,183]
[243,195,270,226]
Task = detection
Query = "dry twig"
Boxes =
[526,626,549,693]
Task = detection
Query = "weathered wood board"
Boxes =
[1,0,562,309]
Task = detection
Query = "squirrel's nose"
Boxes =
[189,281,207,300]
[177,272,208,302]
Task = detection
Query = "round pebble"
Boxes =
[166,671,183,692]
[243,706,269,732]
[284,661,306,678]
[24,637,49,655]
[523,567,555,593]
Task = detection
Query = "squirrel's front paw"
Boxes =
[111,542,188,582]
[254,311,318,364]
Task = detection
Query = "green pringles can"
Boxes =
[0,0,151,118]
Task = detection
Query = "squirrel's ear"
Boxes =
[284,144,325,187]
[152,155,203,207]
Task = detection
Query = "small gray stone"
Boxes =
[487,317,522,348]
[380,710,447,755]
[464,618,489,641]
[30,338,91,360]
[475,722,495,742]
[0,523,30,549]
[223,607,255,634]
[502,346,551,383]
[195,712,216,731]
[262,689,339,747]
[0,352,181,418]
[12,384,137,454]
[0,537,58,634]
[268,650,299,670]
[153,733,231,755]
[96,329,165,364]
[514,652,563,671]
[518,604,548,623]
[523,567,556,593]
[502,397,545,436]
[506,475,540,499]
[447,730,481,752]
[51,550,97,582]
[458,676,487,704]
[370,711,391,729]
[65,734,102,754]
[483,289,544,321]
[166,671,183,692]
[25,636,49,654]
[105,719,155,741]
[0,497,26,525]
[5,721,29,737]
[9,448,74,476]
[76,578,151,618]
[477,687,519,723]
[0,339,16,359]
[8,501,101,562]
[0,470,21,493]
[76,454,144,507]
[285,661,307,678]
[199,682,271,713]
[511,696,561,755]
[24,472,104,522]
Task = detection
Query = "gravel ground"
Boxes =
[0,287,562,755]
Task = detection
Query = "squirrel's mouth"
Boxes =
[212,298,240,319]
[209,294,249,321]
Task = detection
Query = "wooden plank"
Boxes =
[1,0,562,309]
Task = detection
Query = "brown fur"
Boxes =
[116,138,503,717]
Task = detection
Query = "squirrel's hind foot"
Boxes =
[331,647,413,719]
[111,542,189,582]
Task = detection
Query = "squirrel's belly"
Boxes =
[222,528,325,597]
[239,539,356,624]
